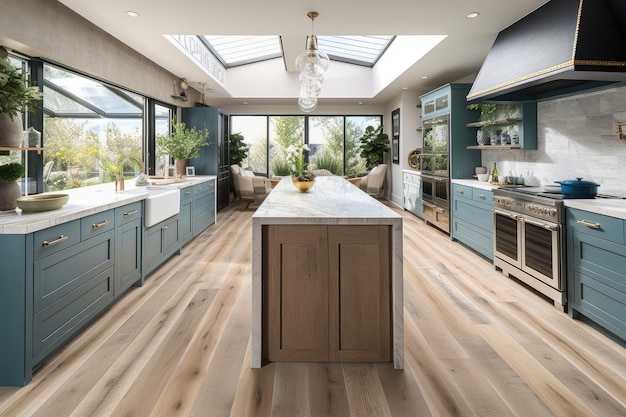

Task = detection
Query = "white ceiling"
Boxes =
[58,0,549,107]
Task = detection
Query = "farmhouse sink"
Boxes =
[120,187,180,227]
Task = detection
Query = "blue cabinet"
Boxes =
[402,171,422,218]
[179,185,194,246]
[114,202,142,296]
[192,179,216,237]
[451,183,494,260]
[142,214,181,278]
[567,208,626,341]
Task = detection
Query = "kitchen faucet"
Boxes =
[118,156,144,191]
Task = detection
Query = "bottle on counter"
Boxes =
[492,162,499,183]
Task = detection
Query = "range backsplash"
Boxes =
[481,85,626,198]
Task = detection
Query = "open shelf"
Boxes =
[466,118,522,128]
[466,145,521,150]
[0,146,44,154]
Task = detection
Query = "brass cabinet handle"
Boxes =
[185,191,192,195]
[577,220,600,229]
[162,226,168,231]
[197,186,204,191]
[456,189,464,194]
[124,210,138,217]
[92,219,111,229]
[477,194,486,199]
[43,235,69,247]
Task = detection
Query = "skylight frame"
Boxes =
[199,35,283,68]
[316,35,395,67]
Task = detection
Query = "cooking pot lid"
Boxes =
[555,178,599,186]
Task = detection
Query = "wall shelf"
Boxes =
[466,145,521,150]
[466,117,522,128]
[0,147,44,153]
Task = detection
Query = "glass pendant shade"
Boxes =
[298,96,317,112]
[295,13,328,113]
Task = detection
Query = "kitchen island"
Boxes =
[251,176,404,368]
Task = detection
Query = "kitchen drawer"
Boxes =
[453,198,493,231]
[193,180,215,197]
[180,185,193,201]
[567,208,624,245]
[33,265,114,361]
[33,220,81,261]
[80,209,114,241]
[452,184,472,200]
[115,201,142,226]
[403,172,419,184]
[34,230,114,313]
[452,218,493,260]
[472,188,493,206]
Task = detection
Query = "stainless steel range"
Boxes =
[492,187,567,310]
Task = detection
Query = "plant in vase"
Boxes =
[0,50,43,147]
[286,143,315,191]
[156,121,209,177]
[359,125,390,170]
[229,132,248,166]
[0,162,25,210]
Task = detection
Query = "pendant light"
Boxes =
[296,11,329,113]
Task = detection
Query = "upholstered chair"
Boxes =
[230,165,272,210]
[359,164,387,197]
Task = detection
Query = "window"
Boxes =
[229,114,382,178]
[42,64,144,190]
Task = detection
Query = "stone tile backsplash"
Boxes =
[481,85,626,197]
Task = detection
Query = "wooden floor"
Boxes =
[1,201,625,417]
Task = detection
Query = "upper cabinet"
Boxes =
[465,102,537,150]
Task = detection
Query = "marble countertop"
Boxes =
[0,176,216,234]
[253,176,401,224]
[565,198,626,221]
[451,178,500,191]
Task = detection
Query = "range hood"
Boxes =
[467,0,626,102]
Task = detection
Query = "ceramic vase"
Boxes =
[175,159,186,178]
[0,180,21,211]
[291,176,315,192]
[0,113,23,148]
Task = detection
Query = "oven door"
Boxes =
[433,176,449,208]
[420,155,434,175]
[494,208,522,268]
[421,175,434,203]
[520,216,563,290]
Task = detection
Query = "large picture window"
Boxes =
[229,114,382,178]
[42,64,145,190]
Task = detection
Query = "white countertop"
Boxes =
[451,178,500,191]
[565,198,626,221]
[252,176,402,224]
[0,176,216,234]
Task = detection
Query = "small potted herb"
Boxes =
[0,162,25,210]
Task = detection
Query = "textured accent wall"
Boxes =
[481,85,626,198]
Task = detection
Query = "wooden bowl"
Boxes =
[16,193,69,212]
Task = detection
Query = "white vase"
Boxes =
[0,113,23,148]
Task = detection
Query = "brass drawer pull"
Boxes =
[185,191,192,195]
[477,194,486,199]
[197,187,204,191]
[43,235,69,247]
[162,226,168,231]
[577,220,600,229]
[92,219,111,229]
[456,189,464,194]
[124,210,139,217]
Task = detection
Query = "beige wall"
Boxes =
[0,0,199,106]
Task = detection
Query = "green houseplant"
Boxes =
[359,125,390,170]
[0,162,25,210]
[156,121,209,177]
[0,52,43,147]
[229,132,248,166]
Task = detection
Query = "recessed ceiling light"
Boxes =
[243,101,248,105]
[402,87,408,90]
[466,12,480,19]
[421,76,429,79]
[126,11,140,18]
[358,102,363,105]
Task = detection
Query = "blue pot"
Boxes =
[555,178,599,198]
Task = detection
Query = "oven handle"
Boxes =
[493,208,518,220]
[520,216,558,231]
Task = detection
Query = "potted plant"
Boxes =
[0,162,25,210]
[0,51,43,147]
[156,121,209,177]
[359,125,390,170]
[229,132,248,166]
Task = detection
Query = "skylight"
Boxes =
[200,35,395,68]
[317,36,394,66]
[200,36,282,67]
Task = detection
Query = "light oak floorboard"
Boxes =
[0,200,624,417]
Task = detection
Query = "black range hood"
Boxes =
[467,0,626,103]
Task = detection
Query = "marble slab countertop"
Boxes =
[0,175,216,235]
[451,178,500,191]
[253,176,402,224]
[564,198,626,221]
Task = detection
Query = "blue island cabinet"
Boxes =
[0,201,142,386]
[567,208,626,342]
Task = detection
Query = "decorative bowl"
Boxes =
[291,176,315,192]
[16,193,69,212]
